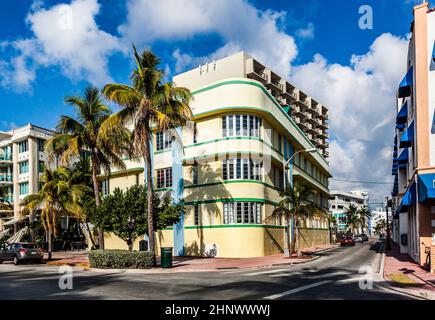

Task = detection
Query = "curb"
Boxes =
[377,241,435,300]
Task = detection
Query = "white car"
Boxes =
[354,235,363,243]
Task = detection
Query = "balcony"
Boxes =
[0,174,13,183]
[0,154,12,162]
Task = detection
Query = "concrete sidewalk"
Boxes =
[44,244,338,272]
[383,242,435,298]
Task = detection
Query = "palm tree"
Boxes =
[102,47,192,260]
[344,204,359,236]
[21,167,91,259]
[268,184,328,256]
[45,86,130,249]
[357,206,371,234]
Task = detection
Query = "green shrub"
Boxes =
[88,250,155,269]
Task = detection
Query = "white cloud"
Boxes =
[0,0,124,92]
[120,0,298,76]
[295,23,315,40]
[291,33,408,198]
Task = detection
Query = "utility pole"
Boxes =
[385,197,391,250]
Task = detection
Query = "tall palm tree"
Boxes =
[21,167,90,259]
[344,204,359,236]
[45,86,130,249]
[357,206,371,234]
[268,184,328,256]
[102,47,192,260]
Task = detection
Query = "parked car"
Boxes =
[354,235,363,242]
[340,237,355,247]
[360,234,369,242]
[0,242,44,265]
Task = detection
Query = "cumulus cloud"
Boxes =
[119,0,298,76]
[0,0,123,92]
[291,33,408,197]
[295,23,315,40]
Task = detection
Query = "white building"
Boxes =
[329,190,369,233]
[0,124,55,231]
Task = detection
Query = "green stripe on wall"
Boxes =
[184,180,282,192]
[183,197,279,206]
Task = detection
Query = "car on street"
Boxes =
[0,242,44,265]
[360,234,369,242]
[354,235,363,242]
[340,237,355,247]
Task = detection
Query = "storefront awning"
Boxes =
[392,174,399,196]
[396,123,406,131]
[396,102,408,124]
[397,148,409,164]
[398,67,413,98]
[399,121,414,148]
[432,41,435,62]
[417,173,435,203]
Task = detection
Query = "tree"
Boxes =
[268,184,328,256]
[88,184,182,252]
[357,206,371,234]
[102,47,192,260]
[45,86,130,249]
[344,204,359,236]
[21,167,90,259]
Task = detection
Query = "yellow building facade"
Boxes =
[102,52,332,258]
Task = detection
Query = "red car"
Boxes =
[340,237,355,247]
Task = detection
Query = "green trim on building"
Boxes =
[183,197,279,206]
[164,224,286,231]
[185,179,282,192]
[191,79,328,166]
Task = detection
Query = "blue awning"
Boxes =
[417,174,435,203]
[399,122,414,148]
[396,123,406,131]
[397,148,409,164]
[396,102,408,124]
[432,41,435,62]
[398,67,413,98]
[396,182,416,216]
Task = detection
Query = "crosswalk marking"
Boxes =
[263,280,332,300]
[243,269,291,276]
[305,272,348,280]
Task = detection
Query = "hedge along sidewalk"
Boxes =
[46,244,339,273]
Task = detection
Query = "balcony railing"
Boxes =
[0,154,12,161]
[0,174,13,182]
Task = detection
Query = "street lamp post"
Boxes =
[282,147,317,256]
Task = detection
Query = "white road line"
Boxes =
[336,276,361,284]
[305,271,348,280]
[264,280,332,300]
[243,269,291,276]
[269,272,302,278]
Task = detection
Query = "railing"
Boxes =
[0,154,12,161]
[0,174,13,182]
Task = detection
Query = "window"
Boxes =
[18,140,28,153]
[192,164,198,185]
[102,179,109,196]
[19,161,29,174]
[222,158,262,181]
[19,182,29,195]
[193,123,198,143]
[157,168,172,189]
[222,115,261,138]
[194,205,199,225]
[156,131,172,151]
[278,134,282,153]
[37,139,45,152]
[38,161,45,173]
[223,202,262,224]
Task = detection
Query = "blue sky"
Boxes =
[0,0,426,202]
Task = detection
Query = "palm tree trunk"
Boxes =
[143,124,156,263]
[85,221,96,249]
[48,231,52,260]
[91,157,104,250]
[285,216,291,257]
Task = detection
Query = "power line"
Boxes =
[330,178,393,185]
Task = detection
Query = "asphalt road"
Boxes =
[0,240,422,300]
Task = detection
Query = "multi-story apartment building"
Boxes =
[102,52,332,258]
[391,2,435,266]
[329,190,368,233]
[0,124,54,231]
